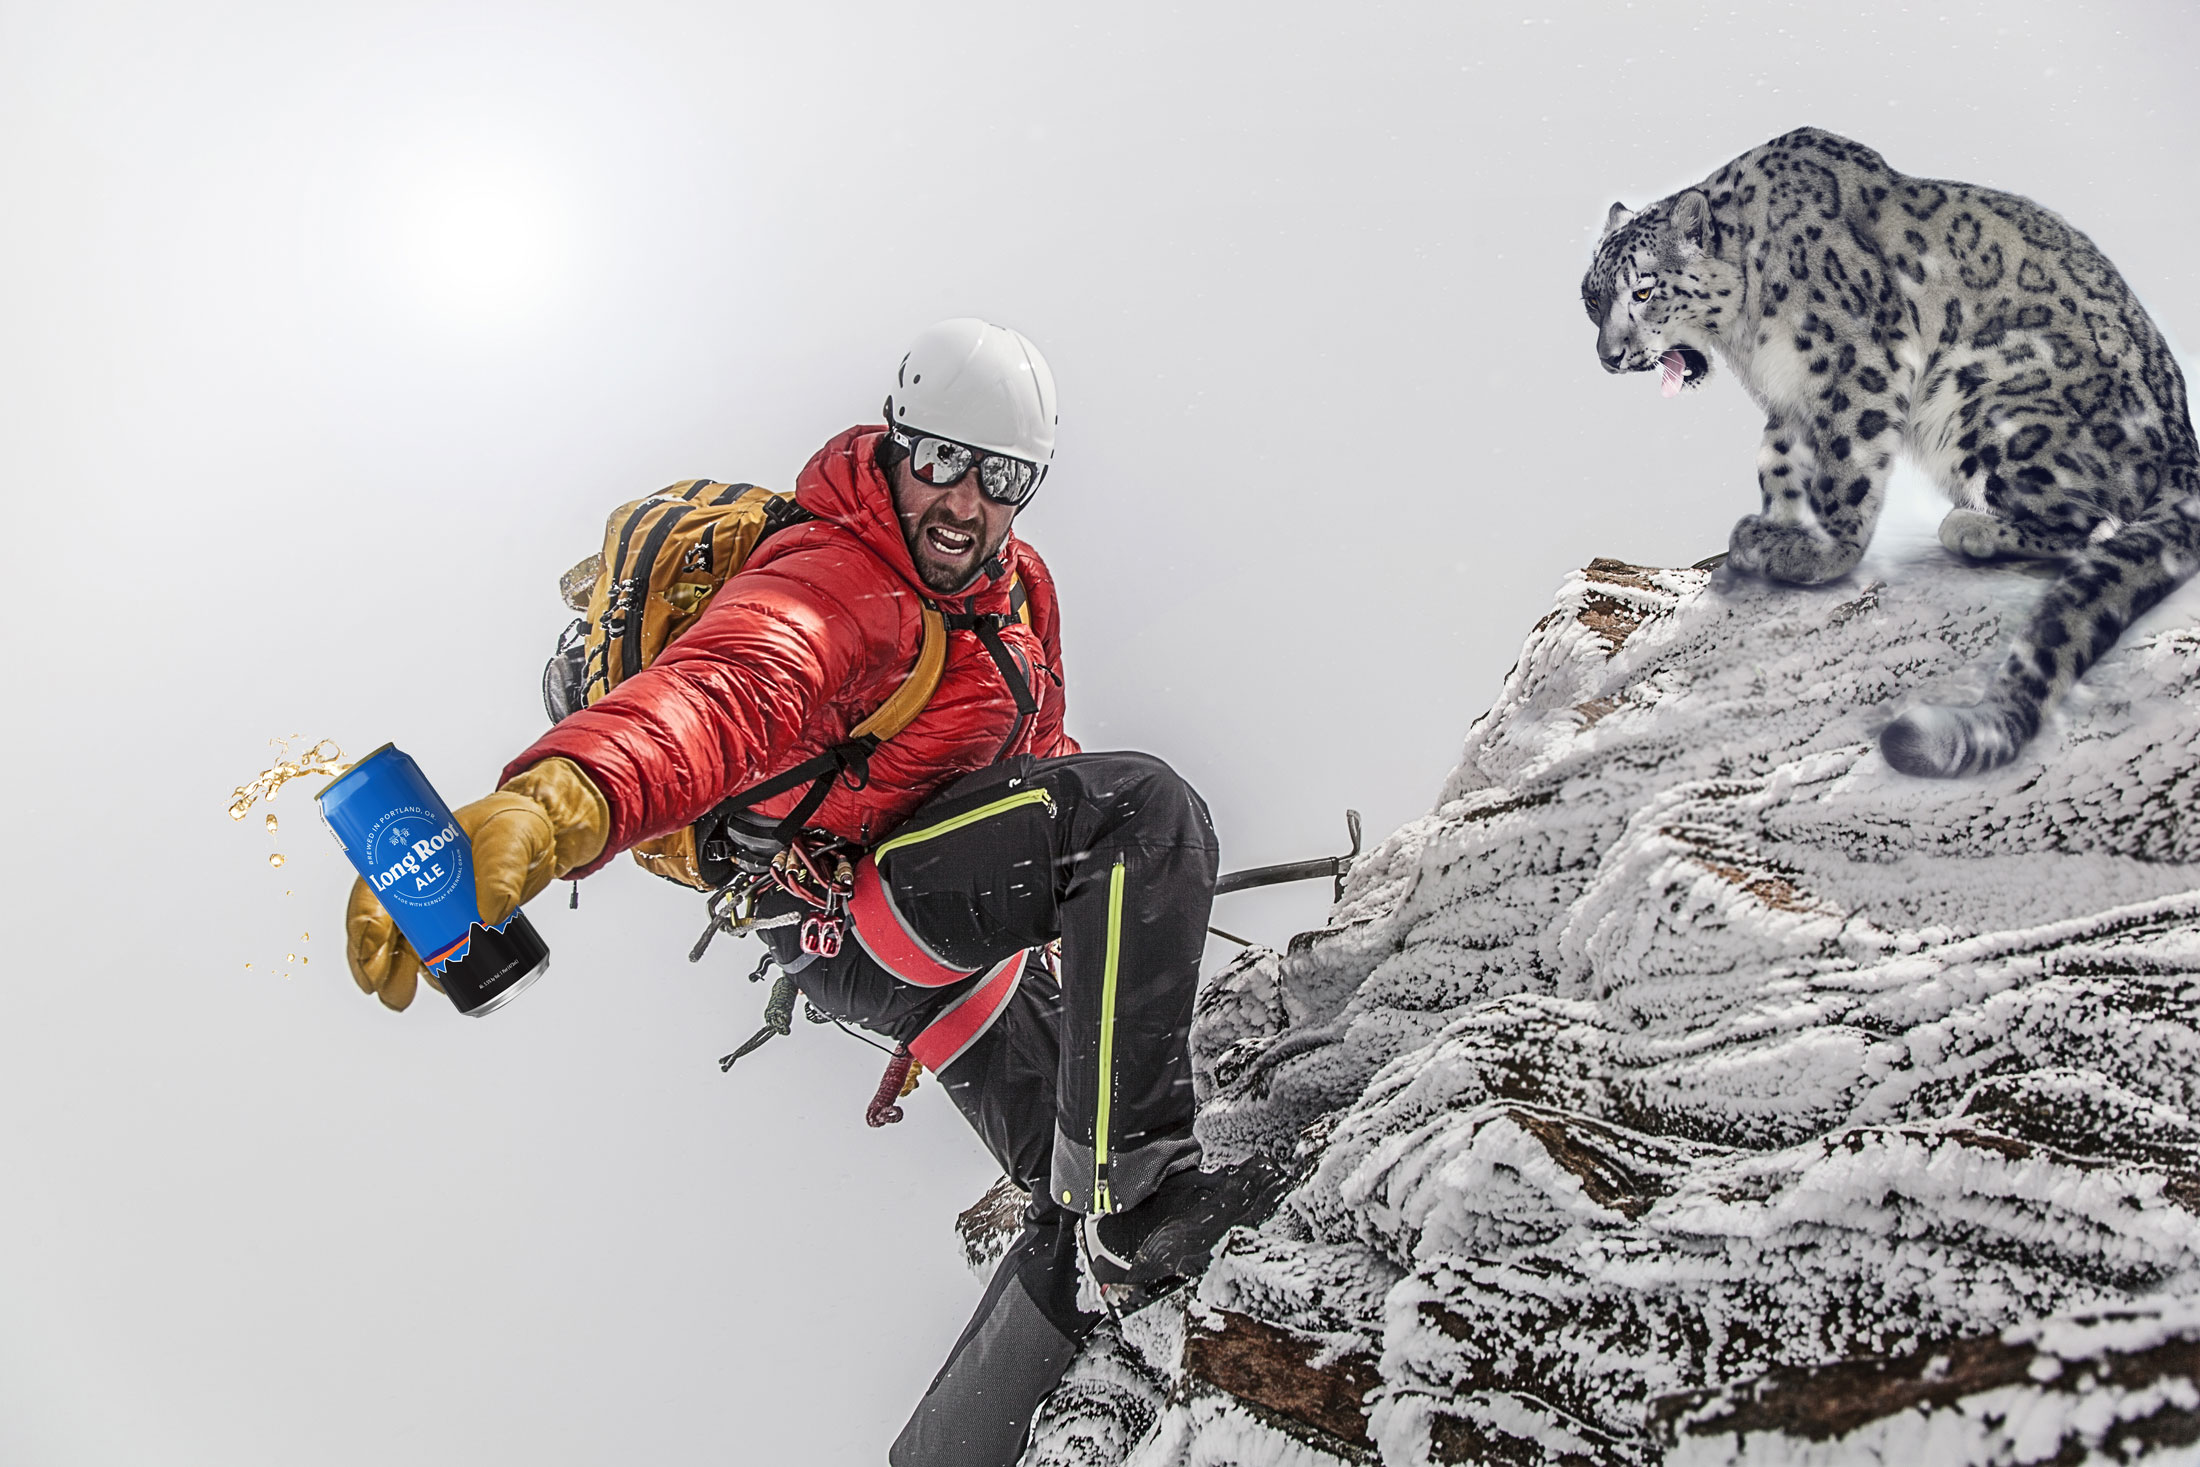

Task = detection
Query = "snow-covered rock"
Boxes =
[1027,512,2200,1465]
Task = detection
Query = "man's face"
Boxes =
[889,455,1019,594]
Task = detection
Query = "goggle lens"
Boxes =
[899,430,1042,507]
[978,454,1037,505]
[910,435,975,486]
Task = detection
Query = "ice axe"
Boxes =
[1207,810,1362,947]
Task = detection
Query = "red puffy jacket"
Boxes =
[506,426,1076,876]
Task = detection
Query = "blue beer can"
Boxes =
[316,743,550,1016]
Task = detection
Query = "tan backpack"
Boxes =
[547,480,946,887]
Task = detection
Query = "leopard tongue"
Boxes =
[1660,350,1687,398]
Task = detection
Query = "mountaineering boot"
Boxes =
[1086,1153,1291,1291]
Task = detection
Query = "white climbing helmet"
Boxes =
[883,318,1058,468]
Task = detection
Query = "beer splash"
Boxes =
[231,737,349,981]
[228,737,350,822]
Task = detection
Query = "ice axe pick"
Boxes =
[1213,809,1363,905]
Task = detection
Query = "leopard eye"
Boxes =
[1632,286,1654,302]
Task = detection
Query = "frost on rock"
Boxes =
[1025,526,2200,1465]
[959,1174,1027,1275]
[1660,1299,2200,1465]
[1025,1323,1169,1467]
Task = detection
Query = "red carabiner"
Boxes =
[801,914,844,958]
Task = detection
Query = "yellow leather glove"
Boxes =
[345,757,610,1011]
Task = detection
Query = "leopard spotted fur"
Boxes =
[1582,127,2199,777]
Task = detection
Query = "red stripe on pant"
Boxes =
[909,952,1027,1073]
[848,854,971,988]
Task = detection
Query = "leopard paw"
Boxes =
[1729,516,1861,585]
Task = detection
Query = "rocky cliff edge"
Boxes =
[1023,504,2200,1466]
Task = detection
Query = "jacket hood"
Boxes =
[794,425,1019,605]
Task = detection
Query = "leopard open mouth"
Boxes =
[1659,346,1713,396]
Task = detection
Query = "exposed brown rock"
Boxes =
[1182,1308,1378,1449]
[1575,559,1675,653]
[1503,1108,1668,1219]
[1430,1407,1605,1466]
[1655,1319,2200,1450]
[1576,592,1649,651]
[1584,557,1664,594]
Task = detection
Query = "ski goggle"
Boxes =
[889,426,1046,508]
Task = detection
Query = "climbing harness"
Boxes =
[543,476,1053,1131]
[694,831,930,1124]
[699,804,1366,1117]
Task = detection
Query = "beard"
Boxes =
[906,500,1008,593]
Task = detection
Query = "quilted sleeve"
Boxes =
[503,533,914,874]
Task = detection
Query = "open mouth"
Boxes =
[1659,347,1711,397]
[925,524,977,557]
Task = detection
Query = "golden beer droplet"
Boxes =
[228,738,350,821]
[264,813,279,835]
[268,853,285,868]
[300,955,310,966]
[286,953,296,963]
[244,963,253,970]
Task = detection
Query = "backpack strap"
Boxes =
[693,606,948,882]
[941,600,1038,718]
[848,605,949,741]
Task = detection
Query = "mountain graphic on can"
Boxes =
[317,743,550,1016]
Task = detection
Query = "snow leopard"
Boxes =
[1582,126,2199,778]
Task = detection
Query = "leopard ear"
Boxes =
[1602,201,1636,237]
[1669,190,1711,249]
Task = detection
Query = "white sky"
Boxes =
[4,2,2197,1463]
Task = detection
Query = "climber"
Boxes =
[341,319,1285,1467]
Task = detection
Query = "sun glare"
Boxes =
[392,151,571,322]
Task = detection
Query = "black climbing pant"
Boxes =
[762,750,1218,1467]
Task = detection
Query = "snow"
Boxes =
[1026,497,2200,1463]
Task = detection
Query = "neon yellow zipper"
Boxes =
[1094,856,1126,1214]
[874,787,1055,861]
